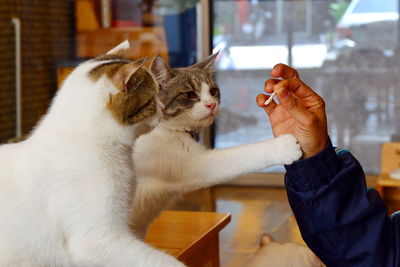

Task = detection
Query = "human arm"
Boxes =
[257,64,399,266]
[285,140,397,266]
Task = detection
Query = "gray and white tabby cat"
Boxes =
[0,41,184,266]
[131,54,303,238]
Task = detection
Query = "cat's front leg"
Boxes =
[182,134,302,190]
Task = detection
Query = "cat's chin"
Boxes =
[199,115,215,127]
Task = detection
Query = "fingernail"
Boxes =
[277,87,289,100]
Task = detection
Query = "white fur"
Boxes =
[106,40,130,55]
[131,81,302,238]
[0,59,184,266]
[248,235,323,267]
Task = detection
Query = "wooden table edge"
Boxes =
[377,173,400,187]
[176,212,231,259]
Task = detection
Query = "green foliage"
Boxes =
[329,1,351,23]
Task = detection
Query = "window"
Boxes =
[352,0,397,14]
[213,0,400,174]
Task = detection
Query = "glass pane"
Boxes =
[213,0,400,174]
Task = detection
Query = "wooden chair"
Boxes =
[376,142,400,201]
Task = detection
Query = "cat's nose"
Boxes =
[206,103,216,111]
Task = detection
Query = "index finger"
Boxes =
[273,79,322,102]
[271,64,299,79]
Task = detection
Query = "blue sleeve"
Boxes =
[285,138,399,267]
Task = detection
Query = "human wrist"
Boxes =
[302,135,329,159]
[302,145,327,159]
[285,137,341,191]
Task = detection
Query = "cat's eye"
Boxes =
[210,88,219,96]
[185,91,198,99]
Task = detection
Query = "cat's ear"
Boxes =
[190,52,219,72]
[112,59,146,93]
[150,56,174,89]
[106,40,130,57]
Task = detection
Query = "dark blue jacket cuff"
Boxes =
[285,138,342,191]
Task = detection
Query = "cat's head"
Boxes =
[149,54,220,131]
[93,41,163,126]
[61,40,162,129]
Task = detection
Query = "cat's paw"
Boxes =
[273,134,302,165]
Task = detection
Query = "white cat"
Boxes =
[0,41,184,266]
[130,55,303,238]
[248,234,323,267]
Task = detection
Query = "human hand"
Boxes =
[256,64,328,159]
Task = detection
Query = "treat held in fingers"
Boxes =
[264,91,277,106]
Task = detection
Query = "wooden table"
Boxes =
[145,211,231,267]
[377,173,400,198]
[376,143,400,199]
[377,173,400,213]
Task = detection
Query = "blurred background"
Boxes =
[1,0,399,174]
[213,0,400,175]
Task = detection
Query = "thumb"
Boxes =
[275,86,311,126]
